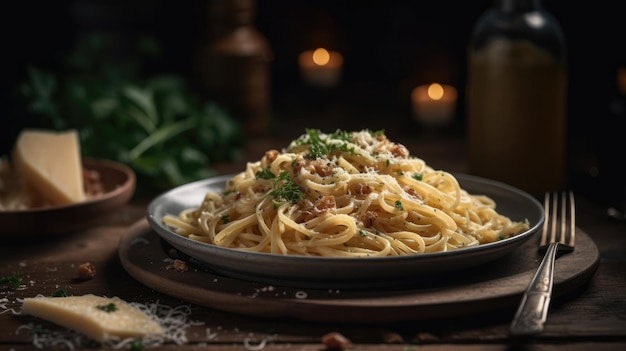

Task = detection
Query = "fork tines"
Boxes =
[541,191,576,249]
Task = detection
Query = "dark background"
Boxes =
[2,1,624,130]
[2,0,625,198]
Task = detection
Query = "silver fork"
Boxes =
[510,191,576,335]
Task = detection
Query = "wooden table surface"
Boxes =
[2,136,626,351]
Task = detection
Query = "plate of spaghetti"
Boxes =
[147,129,544,289]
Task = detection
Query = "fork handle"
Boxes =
[510,242,560,335]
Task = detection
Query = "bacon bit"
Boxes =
[308,159,334,177]
[77,262,96,280]
[166,259,188,272]
[314,195,336,213]
[348,182,373,195]
[292,155,305,175]
[294,196,336,223]
[321,331,353,350]
[295,210,315,223]
[261,149,279,166]
[359,211,378,227]
[404,186,422,200]
[389,143,409,158]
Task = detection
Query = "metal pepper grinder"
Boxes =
[194,0,273,136]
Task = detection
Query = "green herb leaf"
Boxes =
[129,340,144,351]
[370,129,385,137]
[288,129,357,159]
[394,200,404,211]
[95,303,118,313]
[52,289,68,297]
[255,167,276,179]
[0,272,21,289]
[270,171,305,207]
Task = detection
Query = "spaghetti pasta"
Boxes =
[163,129,529,257]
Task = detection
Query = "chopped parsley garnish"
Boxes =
[221,215,230,224]
[269,171,305,207]
[52,289,68,297]
[0,272,21,289]
[223,189,236,196]
[96,303,118,313]
[302,129,330,159]
[370,129,385,137]
[329,129,353,141]
[129,340,144,351]
[394,200,404,211]
[290,129,356,159]
[412,172,423,181]
[358,230,367,237]
[255,167,276,179]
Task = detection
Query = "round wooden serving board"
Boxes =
[119,218,599,323]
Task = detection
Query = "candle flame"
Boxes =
[312,48,330,66]
[427,83,444,100]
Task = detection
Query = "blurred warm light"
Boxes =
[312,48,331,66]
[411,83,458,127]
[427,83,444,100]
[299,48,343,87]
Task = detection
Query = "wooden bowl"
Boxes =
[1,158,136,235]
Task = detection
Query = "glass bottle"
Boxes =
[194,0,272,136]
[466,0,567,198]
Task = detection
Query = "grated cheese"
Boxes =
[17,295,203,349]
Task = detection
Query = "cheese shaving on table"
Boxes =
[18,294,203,348]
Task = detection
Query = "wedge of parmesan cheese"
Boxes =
[12,129,86,205]
[21,294,164,342]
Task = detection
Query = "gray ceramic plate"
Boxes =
[146,173,544,289]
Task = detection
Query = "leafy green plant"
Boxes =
[15,34,243,193]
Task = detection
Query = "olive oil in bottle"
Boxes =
[466,0,567,197]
